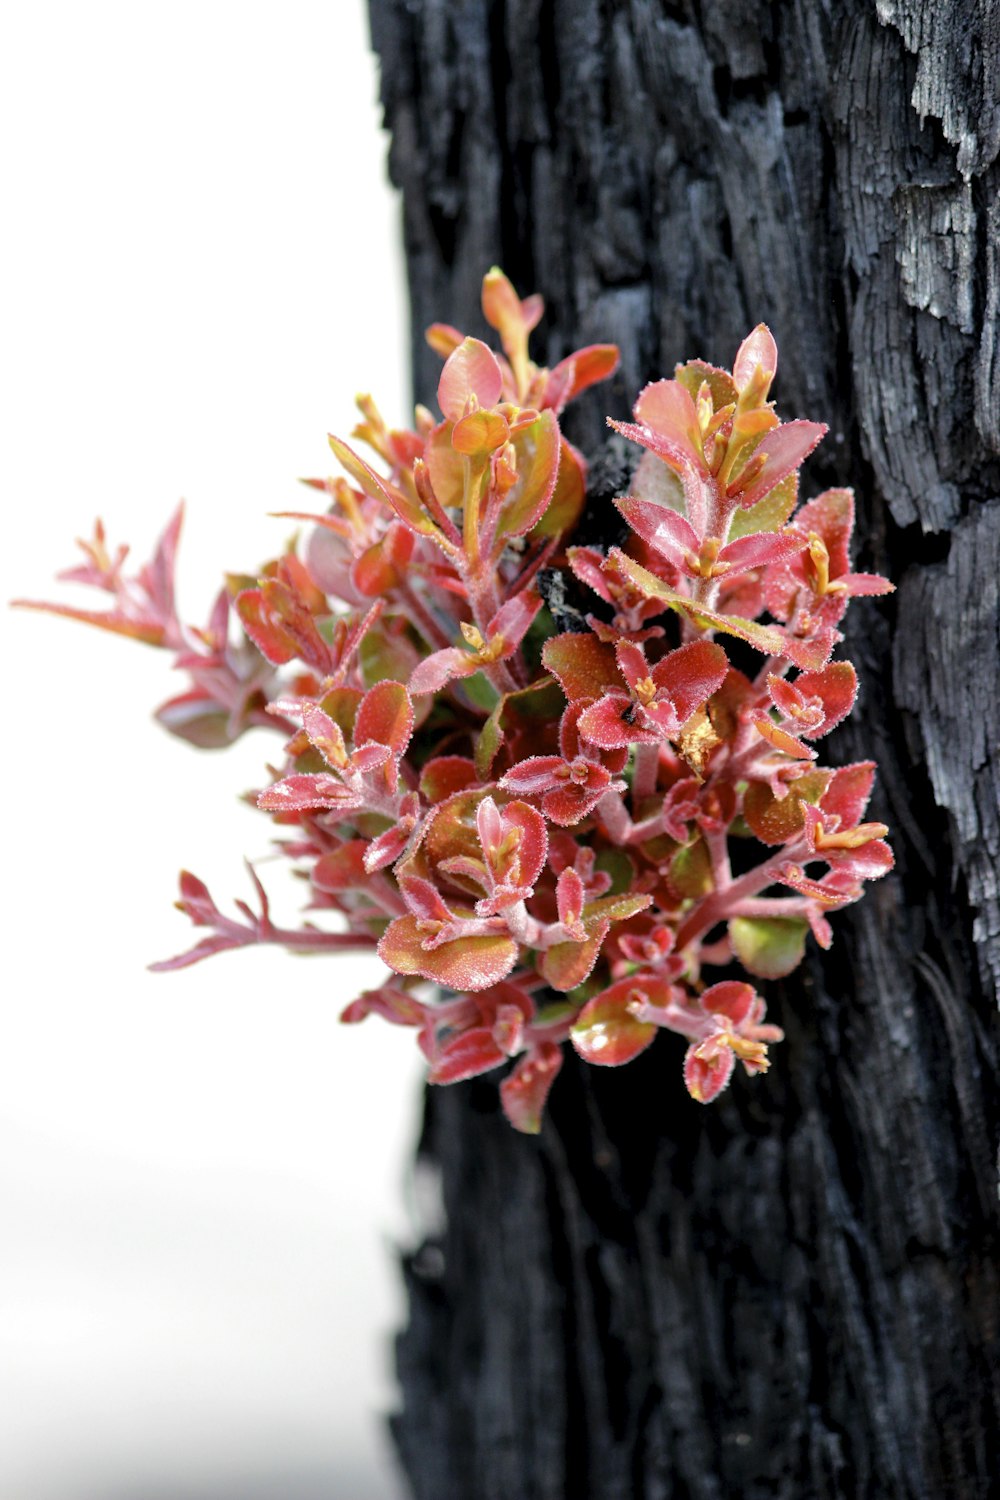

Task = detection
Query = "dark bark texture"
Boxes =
[367,3,1000,1496]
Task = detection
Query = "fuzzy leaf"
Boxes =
[437,337,503,421]
[729,421,827,509]
[822,761,876,828]
[609,551,787,657]
[581,891,653,926]
[540,924,609,991]
[354,680,414,754]
[615,494,699,565]
[428,1027,507,1084]
[631,379,708,474]
[729,916,809,979]
[732,324,778,398]
[378,915,517,992]
[542,632,621,702]
[727,473,798,540]
[496,410,561,537]
[328,435,443,540]
[452,409,510,456]
[743,770,831,845]
[529,437,586,539]
[652,639,730,723]
[684,1041,736,1103]
[420,756,479,804]
[571,978,660,1066]
[499,1044,563,1134]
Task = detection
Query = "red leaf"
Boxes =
[500,1044,563,1134]
[769,662,858,739]
[355,680,414,754]
[452,408,511,455]
[546,344,620,408]
[419,756,479,803]
[684,1040,736,1103]
[498,755,566,795]
[570,976,664,1065]
[437,337,503,421]
[488,588,542,651]
[821,761,876,828]
[539,923,609,991]
[351,521,415,596]
[701,980,756,1027]
[427,1027,507,1084]
[409,646,477,695]
[716,529,807,574]
[378,916,518,992]
[632,379,708,474]
[497,410,561,538]
[651,639,729,723]
[542,632,621,702]
[796,488,854,577]
[732,324,778,398]
[258,774,362,814]
[729,421,827,509]
[497,800,548,888]
[313,841,369,892]
[576,694,638,750]
[615,494,699,566]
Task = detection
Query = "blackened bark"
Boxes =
[367,3,1000,1496]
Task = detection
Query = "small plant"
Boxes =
[17,269,893,1132]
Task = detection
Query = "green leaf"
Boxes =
[475,678,564,779]
[582,891,653,926]
[610,550,787,656]
[496,410,561,537]
[743,770,831,845]
[669,837,713,898]
[728,472,798,539]
[729,916,809,979]
[594,848,635,897]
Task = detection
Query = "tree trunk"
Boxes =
[367,3,1000,1496]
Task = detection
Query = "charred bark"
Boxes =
[367,3,1000,1496]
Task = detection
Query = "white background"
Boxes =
[1,4,425,1497]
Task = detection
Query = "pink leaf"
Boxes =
[684,1039,736,1103]
[729,421,827,509]
[542,632,622,702]
[546,344,620,408]
[821,761,876,828]
[378,916,518,992]
[701,980,756,1027]
[615,494,700,567]
[409,647,478,696]
[632,379,708,474]
[571,976,664,1066]
[437,337,504,421]
[651,639,729,723]
[355,680,414,754]
[258,774,362,814]
[576,693,638,750]
[488,588,543,651]
[500,1044,563,1134]
[498,756,566,795]
[732,324,778,397]
[427,1027,507,1084]
[717,529,808,574]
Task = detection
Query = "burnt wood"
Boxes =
[367,3,1000,1496]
